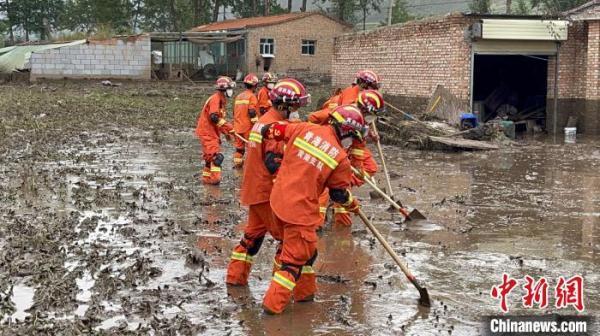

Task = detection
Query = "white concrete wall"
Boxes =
[30,35,151,80]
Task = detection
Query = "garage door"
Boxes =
[473,40,558,55]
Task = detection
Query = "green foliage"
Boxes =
[230,0,285,18]
[469,0,492,13]
[62,0,133,34]
[391,0,413,24]
[514,0,530,14]
[314,0,382,23]
[529,0,588,14]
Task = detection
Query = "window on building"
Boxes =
[301,40,316,55]
[260,38,274,55]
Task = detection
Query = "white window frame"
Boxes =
[301,40,316,56]
[260,38,275,55]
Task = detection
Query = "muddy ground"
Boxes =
[0,81,598,335]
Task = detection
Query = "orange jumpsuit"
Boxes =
[232,89,258,167]
[262,122,353,314]
[338,84,361,105]
[308,105,379,227]
[257,86,272,116]
[226,108,285,286]
[195,91,232,185]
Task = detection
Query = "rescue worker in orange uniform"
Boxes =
[311,90,385,226]
[225,78,309,286]
[232,74,260,168]
[338,69,381,105]
[257,72,277,116]
[307,88,341,125]
[260,105,368,314]
[195,76,236,185]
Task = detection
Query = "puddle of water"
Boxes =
[8,285,35,322]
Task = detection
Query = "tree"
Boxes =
[514,0,530,14]
[314,0,357,22]
[301,0,307,11]
[469,0,492,14]
[63,0,133,34]
[529,0,588,14]
[506,0,512,13]
[391,0,412,24]
[230,0,284,18]
[358,0,382,30]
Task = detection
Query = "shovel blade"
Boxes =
[408,208,427,220]
[418,287,432,307]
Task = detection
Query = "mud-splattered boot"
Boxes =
[204,164,221,185]
[201,167,211,184]
[293,267,317,302]
[293,252,317,302]
[233,150,244,168]
[226,246,253,286]
[263,268,298,315]
[334,204,353,226]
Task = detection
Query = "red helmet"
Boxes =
[330,105,367,141]
[262,72,277,83]
[215,76,235,90]
[355,70,380,89]
[357,90,385,114]
[268,78,311,107]
[243,73,259,86]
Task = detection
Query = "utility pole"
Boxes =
[387,0,394,25]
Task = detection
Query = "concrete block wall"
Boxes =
[332,13,473,114]
[30,35,151,80]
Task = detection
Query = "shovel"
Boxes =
[369,121,426,220]
[352,168,425,222]
[356,208,431,307]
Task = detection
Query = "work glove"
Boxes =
[367,127,380,142]
[343,197,360,214]
[220,122,234,135]
[350,170,365,187]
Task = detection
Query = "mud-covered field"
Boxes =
[1,81,598,335]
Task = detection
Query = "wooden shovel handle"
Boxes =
[356,209,416,281]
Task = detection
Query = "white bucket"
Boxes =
[564,127,577,144]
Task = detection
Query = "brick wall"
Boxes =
[332,13,473,113]
[245,14,351,80]
[547,23,588,100]
[30,35,151,81]
[586,21,599,100]
[547,20,600,134]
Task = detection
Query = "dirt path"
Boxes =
[0,82,598,335]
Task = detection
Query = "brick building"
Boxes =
[191,12,352,80]
[333,1,600,134]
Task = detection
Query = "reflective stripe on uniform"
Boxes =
[217,118,226,127]
[202,172,211,177]
[230,251,253,263]
[301,266,315,274]
[350,148,365,157]
[235,100,250,105]
[334,207,348,214]
[210,166,221,172]
[233,157,244,163]
[319,207,327,213]
[293,137,338,170]
[249,131,262,143]
[273,272,296,291]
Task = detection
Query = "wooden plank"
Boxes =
[428,136,499,150]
